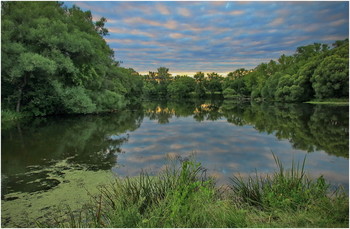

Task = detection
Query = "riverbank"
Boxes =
[3,97,349,123]
[42,156,348,228]
[305,98,349,105]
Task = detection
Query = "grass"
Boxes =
[1,109,30,122]
[305,98,349,105]
[41,155,349,228]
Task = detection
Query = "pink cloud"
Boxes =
[178,7,191,17]
[269,17,285,27]
[169,33,186,39]
[156,4,170,15]
[164,20,178,30]
[230,10,245,16]
[123,17,177,30]
[330,19,347,26]
[108,27,156,38]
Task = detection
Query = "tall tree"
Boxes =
[1,1,122,115]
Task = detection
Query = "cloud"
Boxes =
[123,17,178,30]
[164,20,178,30]
[322,35,348,42]
[229,10,245,16]
[269,17,285,27]
[108,27,156,38]
[330,19,347,26]
[178,7,191,17]
[123,17,161,27]
[169,33,186,39]
[302,24,322,33]
[105,38,134,44]
[156,4,170,15]
[63,1,349,73]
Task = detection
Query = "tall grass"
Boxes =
[230,153,322,210]
[43,154,349,228]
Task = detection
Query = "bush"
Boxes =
[223,88,241,99]
[52,80,96,114]
[311,55,349,99]
[90,90,126,112]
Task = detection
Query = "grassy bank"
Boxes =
[305,98,349,105]
[42,155,349,228]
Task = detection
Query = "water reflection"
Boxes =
[1,109,143,195]
[2,100,348,194]
[141,100,348,158]
[2,100,348,227]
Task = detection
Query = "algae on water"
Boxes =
[1,159,114,227]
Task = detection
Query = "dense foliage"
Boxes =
[224,41,349,102]
[1,1,142,116]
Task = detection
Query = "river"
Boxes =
[1,100,349,227]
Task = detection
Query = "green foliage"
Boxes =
[89,90,125,112]
[230,154,348,227]
[235,154,329,211]
[194,82,206,98]
[311,55,349,99]
[222,39,349,102]
[167,76,196,99]
[205,72,223,95]
[52,81,96,114]
[142,81,158,98]
[1,2,137,116]
[193,71,205,82]
[156,67,171,82]
[223,87,240,99]
[1,109,28,122]
[227,68,249,80]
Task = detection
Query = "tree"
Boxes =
[311,55,349,99]
[156,67,171,82]
[227,68,248,80]
[167,76,196,98]
[1,1,132,115]
[193,72,206,97]
[95,17,109,36]
[205,72,223,95]
[193,71,205,82]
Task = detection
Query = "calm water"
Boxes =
[1,100,349,227]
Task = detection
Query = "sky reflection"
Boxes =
[113,115,348,188]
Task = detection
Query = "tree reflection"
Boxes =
[142,100,348,158]
[1,109,143,194]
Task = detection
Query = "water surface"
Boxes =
[2,100,348,227]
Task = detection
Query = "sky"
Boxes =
[64,1,349,76]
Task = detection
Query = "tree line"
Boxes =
[142,40,349,101]
[1,1,348,118]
